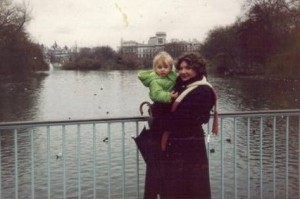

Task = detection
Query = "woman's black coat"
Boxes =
[144,83,215,199]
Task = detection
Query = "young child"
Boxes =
[138,51,178,117]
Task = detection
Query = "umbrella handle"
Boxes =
[139,101,152,116]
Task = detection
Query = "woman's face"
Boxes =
[178,60,197,81]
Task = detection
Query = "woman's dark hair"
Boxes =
[175,52,207,79]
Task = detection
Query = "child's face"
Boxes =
[155,64,171,77]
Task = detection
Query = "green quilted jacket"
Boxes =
[138,70,177,103]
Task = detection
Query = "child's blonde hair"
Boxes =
[152,51,174,72]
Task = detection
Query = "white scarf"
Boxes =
[171,76,219,134]
[171,76,214,111]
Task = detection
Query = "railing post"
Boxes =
[260,117,263,199]
[234,117,237,199]
[121,122,126,199]
[92,123,96,199]
[107,123,112,199]
[0,130,2,199]
[31,129,35,199]
[286,116,289,199]
[76,124,81,199]
[14,129,18,199]
[272,116,276,199]
[47,126,51,199]
[135,121,140,199]
[62,125,66,199]
[298,115,300,199]
[220,118,224,199]
[247,117,250,199]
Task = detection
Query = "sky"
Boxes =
[15,0,243,50]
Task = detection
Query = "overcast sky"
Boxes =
[16,0,243,50]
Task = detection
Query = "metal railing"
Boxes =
[0,110,300,199]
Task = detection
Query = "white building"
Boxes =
[120,32,201,59]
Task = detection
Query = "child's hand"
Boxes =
[171,91,178,99]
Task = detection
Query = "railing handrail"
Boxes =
[1,109,300,129]
[0,116,147,129]
[218,109,300,117]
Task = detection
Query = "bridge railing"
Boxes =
[0,109,299,199]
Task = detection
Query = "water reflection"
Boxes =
[211,76,300,112]
[0,74,48,121]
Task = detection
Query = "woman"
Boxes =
[145,52,216,199]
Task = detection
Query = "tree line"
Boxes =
[0,0,48,77]
[200,0,300,79]
[61,46,146,70]
[1,0,299,79]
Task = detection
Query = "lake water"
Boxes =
[1,70,299,122]
[0,70,300,198]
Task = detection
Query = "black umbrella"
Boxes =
[133,126,161,164]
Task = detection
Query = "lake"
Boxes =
[1,70,299,122]
[0,70,299,198]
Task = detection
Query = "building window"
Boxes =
[158,38,163,44]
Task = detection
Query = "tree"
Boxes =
[94,46,117,60]
[201,25,242,74]
[241,0,300,77]
[0,0,48,76]
[62,46,129,70]
[200,0,300,78]
[164,42,185,58]
[0,0,31,32]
